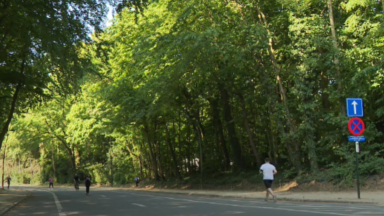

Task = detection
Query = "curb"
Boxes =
[0,191,31,216]
[126,189,378,205]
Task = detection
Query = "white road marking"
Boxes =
[47,191,67,216]
[132,203,146,207]
[28,189,67,216]
[113,192,360,216]
[280,203,368,210]
[101,195,106,198]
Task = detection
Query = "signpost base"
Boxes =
[355,142,360,199]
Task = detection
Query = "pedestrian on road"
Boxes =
[74,174,80,191]
[260,158,277,202]
[85,175,91,195]
[48,177,54,189]
[6,175,11,189]
[134,177,140,187]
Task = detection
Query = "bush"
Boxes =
[113,172,127,185]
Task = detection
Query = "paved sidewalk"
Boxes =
[0,189,30,215]
[125,187,384,205]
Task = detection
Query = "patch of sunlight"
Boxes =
[225,211,245,214]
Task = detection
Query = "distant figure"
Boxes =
[6,176,11,189]
[260,158,277,202]
[49,177,54,189]
[134,177,140,187]
[85,175,91,195]
[74,174,79,191]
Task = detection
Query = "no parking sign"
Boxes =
[348,117,365,136]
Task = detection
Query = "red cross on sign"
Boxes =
[348,117,365,136]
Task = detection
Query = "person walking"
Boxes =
[48,177,54,189]
[134,177,140,187]
[260,158,277,202]
[74,174,80,191]
[85,175,91,195]
[6,176,11,189]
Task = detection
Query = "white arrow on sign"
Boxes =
[352,101,358,114]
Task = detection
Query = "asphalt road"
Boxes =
[4,187,384,216]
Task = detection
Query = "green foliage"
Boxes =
[88,163,109,184]
[3,0,384,187]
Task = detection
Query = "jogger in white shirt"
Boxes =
[259,158,277,202]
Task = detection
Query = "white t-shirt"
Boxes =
[260,163,276,180]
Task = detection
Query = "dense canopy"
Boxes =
[1,0,384,186]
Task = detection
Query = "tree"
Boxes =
[0,0,110,150]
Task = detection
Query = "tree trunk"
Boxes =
[147,160,152,179]
[264,125,274,165]
[0,84,21,150]
[254,7,302,171]
[327,0,344,115]
[178,113,183,174]
[70,144,76,172]
[194,124,204,189]
[186,124,192,174]
[74,147,81,169]
[181,88,206,175]
[268,97,302,171]
[144,122,159,180]
[45,119,76,171]
[320,71,331,110]
[219,85,244,171]
[267,112,278,166]
[209,99,230,171]
[255,6,296,133]
[306,130,318,172]
[154,121,165,181]
[140,135,149,179]
[237,93,262,167]
[52,148,56,179]
[139,155,143,179]
[165,124,182,180]
[304,75,320,172]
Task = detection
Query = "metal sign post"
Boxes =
[355,142,360,199]
[346,98,364,200]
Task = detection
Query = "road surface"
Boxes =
[4,186,384,216]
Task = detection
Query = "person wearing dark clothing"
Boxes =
[85,175,91,195]
[74,174,79,191]
[6,176,11,189]
[134,177,140,187]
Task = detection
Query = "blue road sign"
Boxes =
[346,98,364,117]
[348,136,366,142]
[348,117,365,136]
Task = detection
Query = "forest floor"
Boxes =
[132,173,384,193]
[109,174,384,204]
[121,186,384,204]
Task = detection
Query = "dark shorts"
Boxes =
[263,180,273,189]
